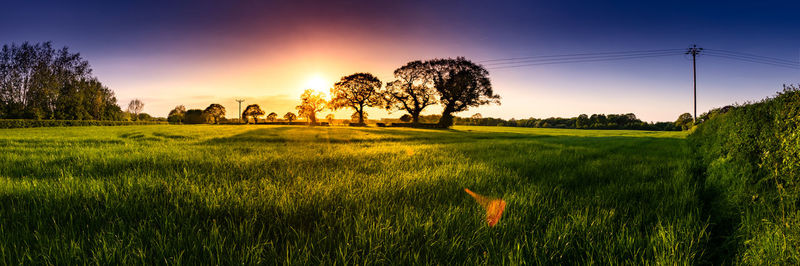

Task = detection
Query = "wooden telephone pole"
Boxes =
[235,99,245,123]
[686,45,703,122]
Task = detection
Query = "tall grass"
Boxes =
[0,125,708,264]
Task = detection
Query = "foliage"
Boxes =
[183,109,205,124]
[242,104,265,124]
[399,114,412,122]
[0,119,165,128]
[296,89,326,125]
[137,113,152,122]
[167,105,186,124]
[330,73,382,124]
[325,114,334,124]
[267,112,278,122]
[0,42,123,120]
[439,113,680,131]
[283,112,296,123]
[688,85,800,264]
[203,104,225,124]
[674,113,694,130]
[383,61,437,124]
[425,57,499,127]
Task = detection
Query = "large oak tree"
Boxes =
[427,57,499,127]
[329,73,382,124]
[383,61,437,125]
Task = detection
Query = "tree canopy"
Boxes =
[0,42,122,120]
[427,57,499,127]
[383,61,437,124]
[267,112,278,122]
[203,103,225,124]
[296,89,326,125]
[283,112,297,123]
[242,104,265,124]
[167,105,186,123]
[675,113,694,130]
[330,73,382,124]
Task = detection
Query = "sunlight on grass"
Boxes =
[0,125,708,264]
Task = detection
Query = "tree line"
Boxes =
[404,112,694,131]
[0,42,123,120]
[178,57,501,128]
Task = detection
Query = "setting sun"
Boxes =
[305,75,329,91]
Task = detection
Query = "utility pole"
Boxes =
[686,45,703,122]
[235,99,245,123]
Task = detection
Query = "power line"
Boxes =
[703,53,800,69]
[478,48,684,63]
[484,51,680,67]
[486,53,679,69]
[705,49,799,65]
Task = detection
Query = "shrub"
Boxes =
[184,109,205,124]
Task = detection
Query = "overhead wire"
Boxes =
[477,47,800,70]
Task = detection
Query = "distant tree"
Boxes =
[127,99,144,121]
[242,104,265,124]
[284,112,297,123]
[137,113,152,121]
[399,114,412,123]
[675,113,694,130]
[471,113,483,125]
[383,61,438,125]
[427,57,499,127]
[267,112,278,122]
[168,105,186,123]
[296,89,327,125]
[203,103,226,124]
[184,109,205,124]
[329,73,382,124]
[576,114,590,129]
[590,114,607,128]
[325,113,334,124]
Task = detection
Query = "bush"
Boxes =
[0,119,166,128]
[184,109,205,124]
[688,85,800,264]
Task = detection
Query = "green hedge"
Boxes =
[688,85,800,264]
[0,119,167,129]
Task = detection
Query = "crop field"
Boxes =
[0,125,711,264]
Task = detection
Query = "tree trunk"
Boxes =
[438,104,456,128]
[309,115,317,126]
[411,113,420,125]
[358,108,365,124]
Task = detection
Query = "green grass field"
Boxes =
[0,125,712,264]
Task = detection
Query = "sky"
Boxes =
[1,0,798,122]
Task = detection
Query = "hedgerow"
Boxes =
[689,85,800,264]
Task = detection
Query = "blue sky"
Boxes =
[2,0,798,121]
